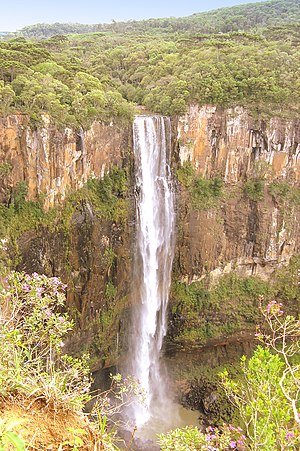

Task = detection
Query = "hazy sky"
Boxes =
[1,0,267,32]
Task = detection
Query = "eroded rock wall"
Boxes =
[178,105,300,182]
[175,105,300,282]
[0,114,130,208]
[1,107,300,364]
[0,114,133,368]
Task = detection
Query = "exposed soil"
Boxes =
[0,396,103,450]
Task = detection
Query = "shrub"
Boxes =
[0,270,91,411]
[243,179,264,202]
[158,424,246,450]
[220,299,300,450]
[177,162,223,210]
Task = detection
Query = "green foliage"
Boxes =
[221,347,290,450]
[171,255,300,346]
[0,81,15,114]
[0,162,12,175]
[0,39,135,126]
[170,274,270,345]
[105,281,117,301]
[272,255,300,307]
[158,423,246,451]
[0,418,25,451]
[91,373,143,450]
[85,167,129,222]
[1,1,300,122]
[0,271,91,411]
[7,0,300,38]
[177,162,223,210]
[0,187,44,241]
[0,166,129,242]
[61,428,87,450]
[243,179,264,202]
[221,300,300,450]
[268,181,300,205]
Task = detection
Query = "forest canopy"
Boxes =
[0,0,300,126]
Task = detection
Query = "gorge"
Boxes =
[1,105,299,384]
[1,1,300,447]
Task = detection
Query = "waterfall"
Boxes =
[129,115,175,427]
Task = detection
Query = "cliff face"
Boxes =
[1,107,300,364]
[175,105,300,282]
[0,114,132,368]
[178,106,300,182]
[0,114,130,209]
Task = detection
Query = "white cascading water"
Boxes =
[129,115,175,428]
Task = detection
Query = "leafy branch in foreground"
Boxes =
[159,294,300,450]
[0,418,25,451]
[256,298,300,426]
[0,269,91,411]
[91,373,145,450]
[220,298,300,450]
[158,423,246,451]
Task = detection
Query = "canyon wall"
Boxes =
[0,114,133,368]
[0,114,130,208]
[174,105,300,283]
[1,106,300,365]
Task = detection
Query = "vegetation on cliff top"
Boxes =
[0,1,300,124]
[7,0,300,38]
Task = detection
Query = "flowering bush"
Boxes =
[0,270,91,411]
[157,423,246,450]
[159,296,300,450]
[220,298,300,450]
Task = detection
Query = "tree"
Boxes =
[0,81,15,114]
[221,299,300,450]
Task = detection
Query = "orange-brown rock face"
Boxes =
[178,105,300,181]
[0,114,132,367]
[1,108,300,363]
[0,114,130,208]
[175,106,300,282]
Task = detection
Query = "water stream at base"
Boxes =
[127,115,177,431]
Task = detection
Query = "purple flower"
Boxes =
[285,432,294,440]
[229,441,237,449]
[266,300,276,312]
[45,309,52,318]
[21,284,30,292]
[206,434,216,442]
